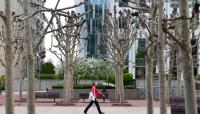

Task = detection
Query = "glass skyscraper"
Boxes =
[85,0,108,57]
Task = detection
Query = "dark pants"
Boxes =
[84,99,102,114]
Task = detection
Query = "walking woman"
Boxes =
[84,82,104,114]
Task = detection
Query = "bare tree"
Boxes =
[0,0,14,114]
[157,0,167,114]
[179,0,197,114]
[48,10,85,104]
[23,0,36,113]
[162,0,198,113]
[145,1,156,114]
[102,7,140,104]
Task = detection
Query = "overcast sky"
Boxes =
[44,0,75,66]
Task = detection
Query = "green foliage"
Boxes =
[52,84,115,89]
[39,74,58,80]
[0,75,5,90]
[125,85,135,89]
[52,84,136,89]
[73,58,115,83]
[52,83,135,89]
[0,85,5,90]
[52,83,63,89]
[108,73,134,86]
[153,73,159,80]
[108,75,115,84]
[123,69,128,74]
[196,82,200,90]
[136,49,145,58]
[57,69,64,79]
[123,73,133,85]
[40,61,56,74]
[0,75,5,81]
[196,74,200,81]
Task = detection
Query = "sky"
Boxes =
[44,0,75,66]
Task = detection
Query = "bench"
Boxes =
[35,91,59,103]
[170,96,200,114]
[79,92,108,102]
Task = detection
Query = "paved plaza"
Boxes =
[0,106,171,114]
[0,92,171,114]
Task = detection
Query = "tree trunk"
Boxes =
[63,41,71,104]
[157,0,167,113]
[145,44,154,114]
[176,50,182,96]
[146,1,155,114]
[19,69,23,99]
[118,62,125,104]
[179,0,198,114]
[24,0,35,114]
[4,0,14,114]
[115,66,120,101]
[19,54,26,99]
[70,66,74,100]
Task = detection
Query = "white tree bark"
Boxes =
[63,53,71,104]
[146,1,155,114]
[179,0,198,114]
[117,61,125,104]
[63,37,72,104]
[4,0,14,114]
[157,0,167,114]
[24,0,35,113]
[145,43,154,114]
[176,50,182,96]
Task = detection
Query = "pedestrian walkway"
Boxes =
[0,106,171,114]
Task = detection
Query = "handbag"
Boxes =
[88,92,96,101]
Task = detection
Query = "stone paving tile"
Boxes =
[0,93,171,114]
[0,107,171,114]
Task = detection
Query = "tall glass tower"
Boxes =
[85,0,108,57]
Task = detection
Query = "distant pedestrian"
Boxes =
[84,82,104,114]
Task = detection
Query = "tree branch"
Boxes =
[162,24,184,49]
[0,12,6,22]
[22,1,86,21]
[163,16,193,21]
[0,58,5,67]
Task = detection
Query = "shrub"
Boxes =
[58,70,64,79]
[196,75,200,81]
[0,85,5,90]
[40,61,56,74]
[52,84,115,89]
[39,74,58,80]
[108,75,115,84]
[136,49,145,58]
[125,85,135,89]
[153,73,159,80]
[52,83,63,89]
[0,75,5,88]
[196,82,200,90]
[123,73,133,86]
[73,58,115,81]
[108,73,134,86]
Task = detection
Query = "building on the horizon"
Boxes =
[75,0,144,79]
[76,0,108,58]
[75,0,200,82]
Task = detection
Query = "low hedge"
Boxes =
[0,85,5,90]
[196,82,200,90]
[39,74,58,80]
[52,84,134,89]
